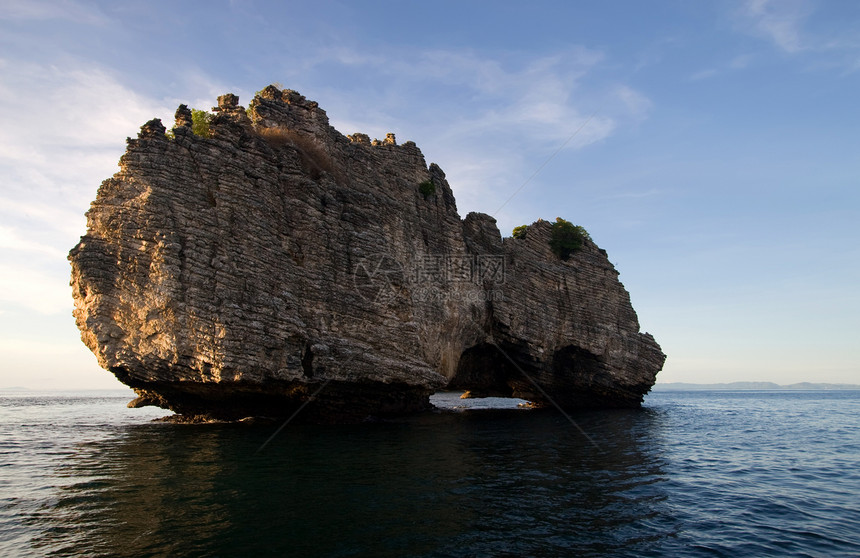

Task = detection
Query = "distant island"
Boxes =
[653,382,860,391]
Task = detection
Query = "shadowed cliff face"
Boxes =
[68,86,665,422]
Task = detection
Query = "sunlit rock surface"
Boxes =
[69,86,665,422]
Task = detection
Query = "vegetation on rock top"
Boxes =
[549,217,591,260]
[191,109,213,137]
[512,225,528,239]
[419,180,436,199]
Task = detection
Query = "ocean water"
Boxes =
[1,389,858,557]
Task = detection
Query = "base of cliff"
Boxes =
[124,378,435,424]
[124,380,652,424]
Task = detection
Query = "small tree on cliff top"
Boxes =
[191,109,212,137]
[549,217,591,260]
[512,225,528,239]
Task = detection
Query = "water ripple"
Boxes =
[0,390,858,556]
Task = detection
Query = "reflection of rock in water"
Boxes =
[28,410,673,556]
[69,86,665,422]
[29,427,234,556]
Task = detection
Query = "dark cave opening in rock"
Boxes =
[434,343,535,409]
[448,343,517,397]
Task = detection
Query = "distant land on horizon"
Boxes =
[652,381,860,391]
[0,386,135,393]
[3,382,860,393]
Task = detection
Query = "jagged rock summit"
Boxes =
[69,86,665,422]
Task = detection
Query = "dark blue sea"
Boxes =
[1,389,858,557]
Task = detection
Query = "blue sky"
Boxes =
[1,0,858,389]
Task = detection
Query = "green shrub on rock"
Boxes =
[512,225,528,239]
[419,180,436,199]
[191,109,212,137]
[549,217,590,260]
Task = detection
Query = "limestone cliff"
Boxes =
[69,86,665,421]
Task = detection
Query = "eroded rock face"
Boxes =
[69,86,665,421]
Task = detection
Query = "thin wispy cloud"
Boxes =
[305,45,647,229]
[0,61,174,199]
[0,60,176,320]
[313,45,612,140]
[690,68,720,81]
[613,85,653,120]
[741,0,810,53]
[0,227,66,258]
[606,188,664,200]
[689,55,753,82]
[0,0,108,24]
[737,0,860,71]
[729,53,754,69]
[707,2,860,78]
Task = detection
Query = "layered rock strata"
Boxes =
[69,86,665,421]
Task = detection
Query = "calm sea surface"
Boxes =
[1,389,858,557]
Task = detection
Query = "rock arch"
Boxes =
[447,343,535,401]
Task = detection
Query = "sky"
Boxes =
[0,0,858,389]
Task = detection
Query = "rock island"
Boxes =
[69,86,665,422]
